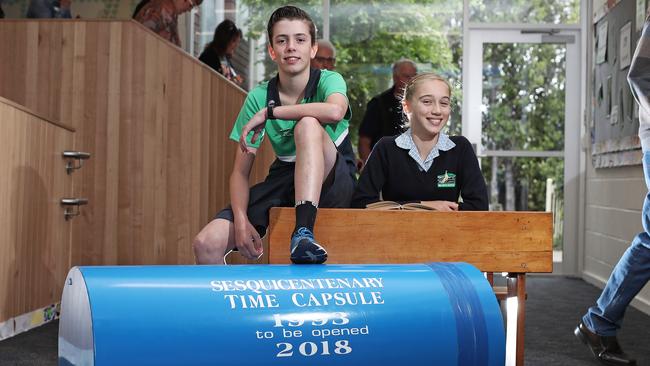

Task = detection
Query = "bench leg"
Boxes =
[505,273,526,366]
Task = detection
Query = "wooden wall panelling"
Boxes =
[177,54,194,263]
[83,21,109,266]
[104,22,123,265]
[67,22,85,268]
[0,20,273,270]
[24,22,39,111]
[163,46,182,264]
[47,22,63,119]
[0,22,15,103]
[147,32,166,264]
[124,22,147,266]
[59,21,74,126]
[211,74,226,215]
[0,98,74,323]
[116,21,134,265]
[97,21,114,265]
[193,55,211,252]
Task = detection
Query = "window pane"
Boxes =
[482,43,566,151]
[469,0,580,24]
[480,41,567,252]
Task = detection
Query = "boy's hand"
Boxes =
[234,219,263,260]
[239,110,267,154]
[421,201,459,211]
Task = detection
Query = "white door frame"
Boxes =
[462,24,582,276]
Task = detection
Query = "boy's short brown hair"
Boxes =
[267,5,316,45]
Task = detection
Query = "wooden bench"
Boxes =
[265,207,553,366]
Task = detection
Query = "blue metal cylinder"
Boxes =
[59,263,505,366]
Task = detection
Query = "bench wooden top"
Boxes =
[267,208,553,273]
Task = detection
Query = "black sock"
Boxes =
[294,201,317,234]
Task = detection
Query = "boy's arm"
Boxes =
[239,93,349,153]
[273,93,348,123]
[229,147,263,259]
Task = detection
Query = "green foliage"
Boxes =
[469,0,579,24]
[482,43,566,210]
[240,0,323,40]
[328,1,463,141]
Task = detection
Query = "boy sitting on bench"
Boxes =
[193,5,354,265]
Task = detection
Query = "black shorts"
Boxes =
[215,151,354,237]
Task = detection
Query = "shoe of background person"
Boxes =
[290,227,327,264]
[574,321,637,366]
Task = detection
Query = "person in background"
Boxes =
[312,39,336,71]
[351,72,488,211]
[199,19,244,86]
[192,6,354,265]
[0,0,5,19]
[133,0,202,48]
[26,0,71,18]
[132,0,150,18]
[358,59,417,168]
[310,39,357,182]
[573,14,650,366]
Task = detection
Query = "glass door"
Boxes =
[462,27,581,274]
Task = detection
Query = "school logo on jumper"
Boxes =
[437,171,456,188]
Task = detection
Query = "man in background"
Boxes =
[312,39,336,71]
[358,59,417,167]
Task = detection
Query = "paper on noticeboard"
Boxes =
[597,21,608,64]
[620,22,632,70]
[637,0,646,32]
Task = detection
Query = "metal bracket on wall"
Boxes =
[62,151,91,174]
[60,198,89,220]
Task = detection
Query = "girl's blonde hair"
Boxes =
[402,72,452,102]
[400,72,452,128]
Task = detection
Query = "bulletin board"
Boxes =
[591,0,645,168]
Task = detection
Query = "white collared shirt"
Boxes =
[394,129,456,172]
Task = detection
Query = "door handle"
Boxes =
[60,198,89,220]
[62,151,91,174]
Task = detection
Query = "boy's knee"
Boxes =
[193,220,230,264]
[192,233,212,254]
[294,117,322,140]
